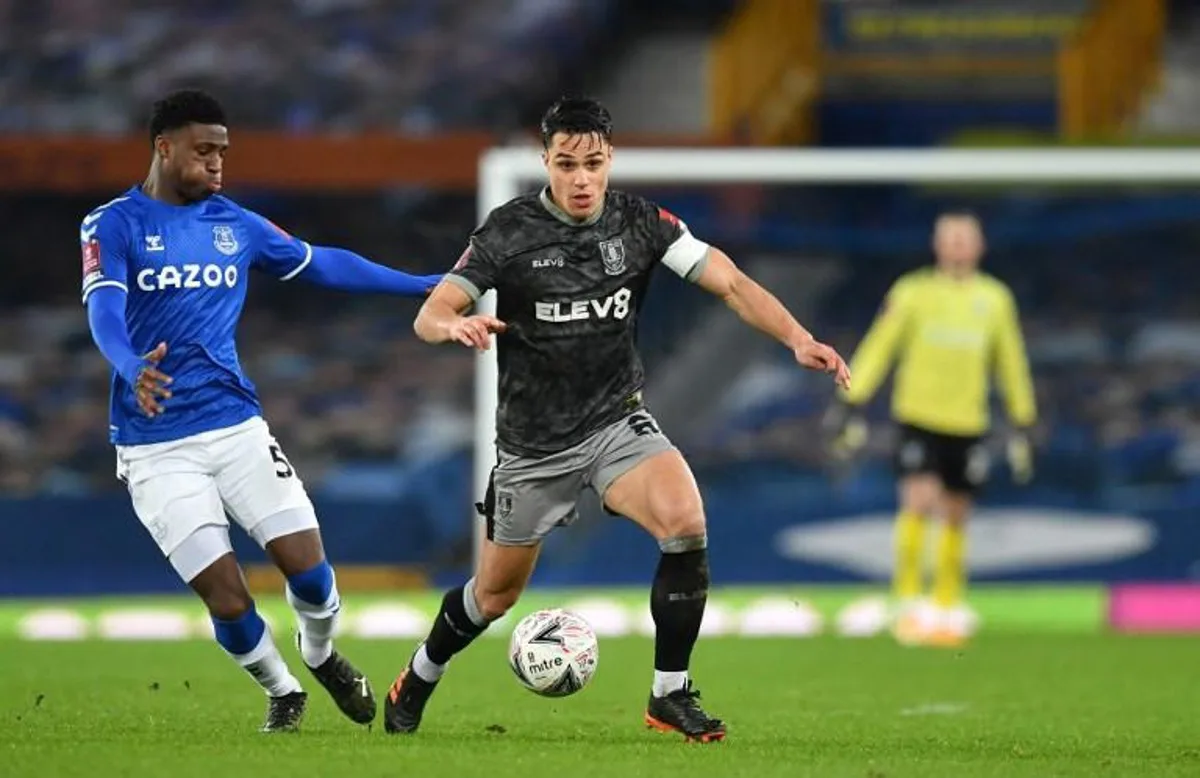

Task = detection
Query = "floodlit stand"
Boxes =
[472,146,1200,564]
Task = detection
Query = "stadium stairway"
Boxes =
[587,1,735,135]
[1137,9,1200,134]
[645,255,844,444]
[593,32,710,134]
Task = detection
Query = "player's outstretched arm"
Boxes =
[85,288,172,416]
[293,246,442,296]
[695,248,850,389]
[413,281,506,350]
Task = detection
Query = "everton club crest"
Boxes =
[598,238,626,275]
[212,225,239,256]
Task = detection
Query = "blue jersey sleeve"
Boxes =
[243,209,313,280]
[80,205,132,304]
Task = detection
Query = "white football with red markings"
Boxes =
[508,608,599,697]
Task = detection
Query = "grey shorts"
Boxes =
[479,411,675,546]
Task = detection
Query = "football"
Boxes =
[508,608,599,697]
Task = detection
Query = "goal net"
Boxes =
[472,147,1200,624]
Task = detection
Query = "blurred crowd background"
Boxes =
[0,0,616,133]
[3,0,1200,590]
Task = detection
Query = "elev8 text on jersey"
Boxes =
[80,186,313,445]
[445,189,708,456]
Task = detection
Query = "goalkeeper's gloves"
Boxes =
[1006,429,1034,485]
[823,402,869,460]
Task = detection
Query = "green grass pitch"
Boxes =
[1,633,1196,777]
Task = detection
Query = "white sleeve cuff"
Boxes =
[279,241,313,281]
[81,279,128,304]
[660,229,711,282]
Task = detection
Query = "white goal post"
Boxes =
[472,146,1200,559]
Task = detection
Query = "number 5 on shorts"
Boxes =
[269,443,294,479]
[627,412,660,437]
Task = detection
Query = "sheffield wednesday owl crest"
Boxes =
[598,238,626,275]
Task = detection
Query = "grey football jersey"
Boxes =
[446,188,709,456]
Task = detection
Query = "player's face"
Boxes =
[159,123,229,202]
[543,132,612,220]
[933,216,984,277]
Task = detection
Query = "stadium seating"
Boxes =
[0,0,614,133]
[4,187,1200,525]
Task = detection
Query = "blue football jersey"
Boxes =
[80,186,313,446]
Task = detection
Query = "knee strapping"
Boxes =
[658,533,707,554]
[212,603,266,656]
[286,559,338,615]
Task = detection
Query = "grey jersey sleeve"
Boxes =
[444,235,502,302]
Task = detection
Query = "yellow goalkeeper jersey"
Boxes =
[840,268,1036,436]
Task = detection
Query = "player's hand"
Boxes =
[448,315,507,351]
[1007,430,1034,484]
[794,338,851,390]
[134,341,173,417]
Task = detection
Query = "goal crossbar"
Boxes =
[472,146,1200,560]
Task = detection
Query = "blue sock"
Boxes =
[212,603,267,656]
[212,603,301,696]
[286,559,335,606]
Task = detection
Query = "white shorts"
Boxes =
[116,416,318,582]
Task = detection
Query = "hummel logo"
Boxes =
[145,235,164,252]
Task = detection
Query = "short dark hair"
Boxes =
[149,89,227,146]
[937,208,982,224]
[540,96,612,148]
